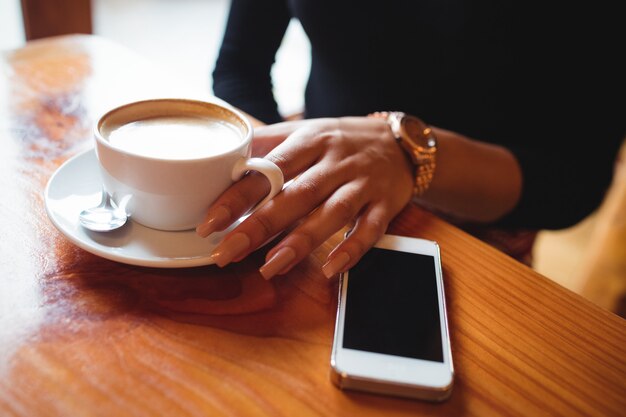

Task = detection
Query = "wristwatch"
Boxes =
[368,111,438,197]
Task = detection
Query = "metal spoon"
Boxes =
[79,187,128,232]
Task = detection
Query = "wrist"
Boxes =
[368,111,438,197]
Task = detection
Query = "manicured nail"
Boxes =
[210,232,251,267]
[259,247,296,280]
[196,206,231,237]
[322,252,351,279]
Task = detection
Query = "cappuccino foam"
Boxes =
[106,116,242,159]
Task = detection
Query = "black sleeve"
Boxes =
[500,121,624,231]
[491,4,626,230]
[211,0,291,124]
[495,62,625,229]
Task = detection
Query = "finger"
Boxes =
[262,121,339,181]
[251,121,303,157]
[321,202,394,279]
[258,181,369,279]
[253,119,315,140]
[209,161,352,268]
[197,122,338,238]
[195,171,272,237]
[251,136,285,157]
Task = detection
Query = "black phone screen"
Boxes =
[342,247,444,362]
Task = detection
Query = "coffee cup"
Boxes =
[94,98,284,231]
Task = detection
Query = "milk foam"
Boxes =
[107,116,242,159]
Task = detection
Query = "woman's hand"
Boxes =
[196,116,415,279]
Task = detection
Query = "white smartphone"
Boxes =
[330,234,454,402]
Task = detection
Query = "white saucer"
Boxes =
[44,149,241,268]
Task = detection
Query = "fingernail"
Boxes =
[259,247,296,280]
[210,233,251,267]
[322,252,351,279]
[196,206,231,237]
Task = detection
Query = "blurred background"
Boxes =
[0,0,310,117]
[2,0,624,317]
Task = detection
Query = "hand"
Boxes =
[196,116,415,279]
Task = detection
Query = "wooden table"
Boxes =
[1,35,624,417]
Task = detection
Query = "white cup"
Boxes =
[94,98,284,231]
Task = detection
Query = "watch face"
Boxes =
[402,116,437,151]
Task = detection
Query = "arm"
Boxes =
[201,3,624,279]
[212,0,291,124]
[416,126,522,224]
[197,117,525,279]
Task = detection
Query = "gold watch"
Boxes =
[368,111,438,197]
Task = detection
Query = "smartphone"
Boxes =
[330,234,454,402]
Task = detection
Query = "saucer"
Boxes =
[44,149,241,268]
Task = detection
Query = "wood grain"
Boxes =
[0,35,624,417]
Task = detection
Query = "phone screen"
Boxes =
[342,247,443,362]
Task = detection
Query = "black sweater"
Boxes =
[212,0,625,230]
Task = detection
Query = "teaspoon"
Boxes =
[79,187,128,232]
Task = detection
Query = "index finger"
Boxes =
[251,120,312,157]
[196,123,328,238]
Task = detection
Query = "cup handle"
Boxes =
[232,157,284,213]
